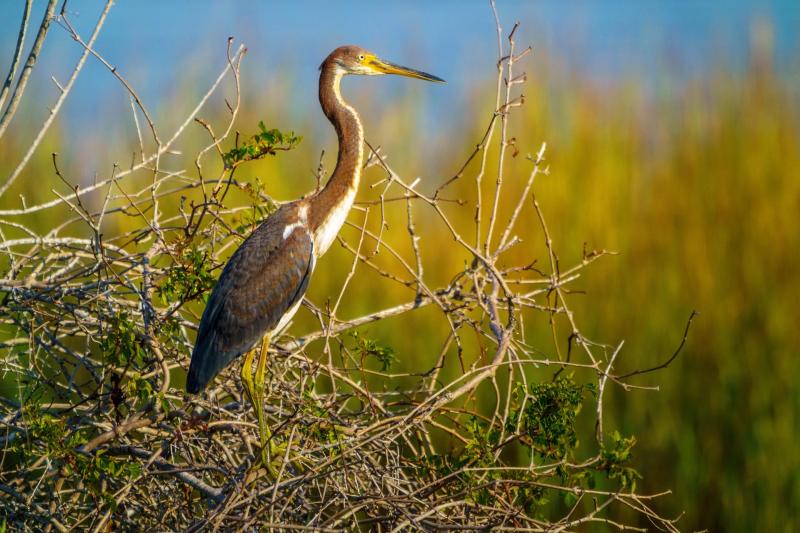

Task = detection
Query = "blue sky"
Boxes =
[1,1,798,150]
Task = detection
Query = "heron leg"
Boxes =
[254,333,272,467]
[240,347,257,412]
[240,340,274,475]
[243,334,304,479]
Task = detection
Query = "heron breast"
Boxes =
[313,186,357,256]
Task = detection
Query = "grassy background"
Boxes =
[1,30,799,532]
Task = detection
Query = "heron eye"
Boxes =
[358,54,365,62]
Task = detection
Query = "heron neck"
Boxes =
[309,66,363,240]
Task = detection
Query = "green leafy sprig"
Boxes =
[222,121,302,168]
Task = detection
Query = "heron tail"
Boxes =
[186,330,224,394]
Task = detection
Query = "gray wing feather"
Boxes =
[186,207,314,393]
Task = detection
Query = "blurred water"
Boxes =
[1,0,798,124]
[0,1,798,177]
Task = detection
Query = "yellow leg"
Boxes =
[241,339,274,473]
[240,347,257,411]
[254,334,272,467]
[242,334,308,479]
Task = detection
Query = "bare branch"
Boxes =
[0,0,57,139]
[0,0,112,198]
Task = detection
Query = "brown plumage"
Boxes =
[186,45,443,406]
[186,205,314,393]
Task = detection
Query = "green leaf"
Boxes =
[350,331,397,371]
[222,122,302,168]
[511,376,590,462]
[563,491,578,508]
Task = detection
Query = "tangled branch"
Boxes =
[0,2,688,530]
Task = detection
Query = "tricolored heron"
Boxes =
[186,45,443,465]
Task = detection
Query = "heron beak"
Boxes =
[369,57,445,83]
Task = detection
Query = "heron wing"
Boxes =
[186,206,314,393]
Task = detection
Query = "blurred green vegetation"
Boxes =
[1,40,798,530]
[526,58,800,530]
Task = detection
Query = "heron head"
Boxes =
[322,45,445,83]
